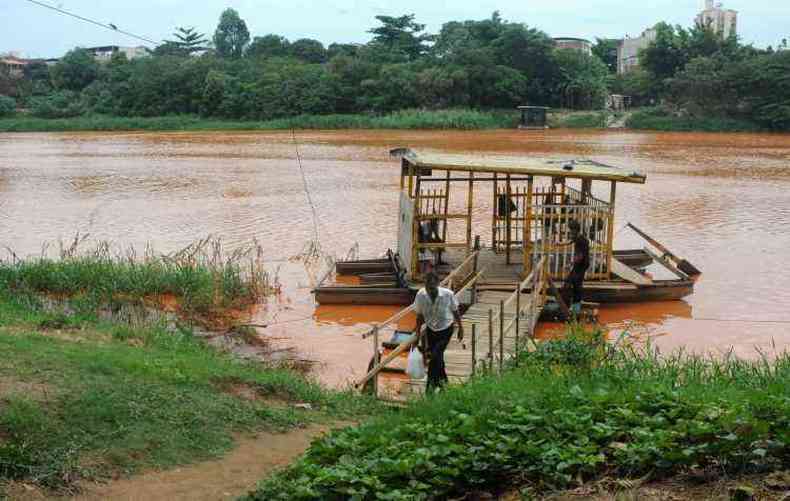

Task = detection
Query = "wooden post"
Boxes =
[466,172,474,252]
[400,159,406,190]
[408,163,414,197]
[442,170,451,244]
[372,325,379,397]
[515,286,521,364]
[412,175,422,279]
[471,323,477,376]
[607,181,617,279]
[524,176,534,277]
[492,173,498,251]
[488,309,494,370]
[499,300,504,373]
[505,173,512,265]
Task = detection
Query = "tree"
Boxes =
[368,14,433,60]
[213,8,250,59]
[175,27,208,53]
[247,34,290,59]
[592,38,619,73]
[552,49,610,109]
[50,48,99,91]
[290,39,327,63]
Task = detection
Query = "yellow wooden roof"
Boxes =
[403,150,646,184]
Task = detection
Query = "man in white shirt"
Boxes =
[414,271,464,393]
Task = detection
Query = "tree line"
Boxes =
[1,8,788,130]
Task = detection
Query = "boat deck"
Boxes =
[437,247,524,286]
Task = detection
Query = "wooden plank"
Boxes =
[642,246,690,280]
[627,223,701,276]
[610,257,653,286]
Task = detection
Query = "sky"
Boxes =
[1,0,787,58]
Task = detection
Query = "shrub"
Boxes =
[0,95,16,117]
[30,91,86,118]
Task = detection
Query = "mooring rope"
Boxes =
[291,128,321,244]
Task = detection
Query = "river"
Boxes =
[1,129,789,386]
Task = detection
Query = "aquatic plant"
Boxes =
[245,331,790,500]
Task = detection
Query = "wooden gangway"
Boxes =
[356,255,548,402]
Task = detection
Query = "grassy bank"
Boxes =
[0,109,517,133]
[626,107,764,132]
[0,290,379,492]
[0,237,274,320]
[246,330,790,500]
[548,110,607,129]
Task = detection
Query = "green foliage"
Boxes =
[4,12,789,131]
[0,109,516,132]
[29,91,85,118]
[290,39,328,64]
[213,8,250,59]
[626,107,762,132]
[247,34,290,59]
[553,49,610,109]
[550,111,606,129]
[246,333,790,500]
[0,293,380,488]
[50,48,99,91]
[0,238,273,314]
[0,95,15,117]
[592,38,619,73]
[368,14,433,61]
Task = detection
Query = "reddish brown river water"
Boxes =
[2,129,789,386]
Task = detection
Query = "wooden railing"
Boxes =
[355,265,486,390]
[474,256,547,374]
[360,250,479,340]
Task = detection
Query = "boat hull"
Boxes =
[314,287,414,305]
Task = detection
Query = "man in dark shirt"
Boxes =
[563,220,589,317]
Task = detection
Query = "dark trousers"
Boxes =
[564,265,587,305]
[424,326,453,393]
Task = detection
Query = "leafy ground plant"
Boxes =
[245,330,790,500]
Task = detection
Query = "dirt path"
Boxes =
[72,425,331,501]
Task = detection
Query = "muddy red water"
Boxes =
[2,129,789,387]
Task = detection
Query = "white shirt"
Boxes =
[413,287,459,332]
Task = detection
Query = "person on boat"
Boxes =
[418,217,447,267]
[562,220,590,318]
[413,271,464,394]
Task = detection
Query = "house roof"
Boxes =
[401,150,646,184]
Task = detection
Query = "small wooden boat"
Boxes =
[315,149,699,307]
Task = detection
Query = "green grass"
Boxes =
[549,111,607,129]
[0,237,273,316]
[0,291,380,490]
[626,107,763,132]
[0,109,518,133]
[246,328,790,500]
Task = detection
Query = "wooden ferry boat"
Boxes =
[315,149,699,307]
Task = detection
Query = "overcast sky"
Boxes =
[2,0,787,58]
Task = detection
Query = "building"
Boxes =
[84,46,149,62]
[553,37,593,56]
[0,55,28,78]
[617,28,657,74]
[695,0,737,39]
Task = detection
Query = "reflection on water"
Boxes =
[1,129,789,386]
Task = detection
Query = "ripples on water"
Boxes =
[1,129,789,385]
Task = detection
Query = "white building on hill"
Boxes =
[695,0,738,39]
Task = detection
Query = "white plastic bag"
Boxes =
[406,346,426,380]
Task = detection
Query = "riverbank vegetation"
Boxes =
[0,236,275,324]
[0,109,516,132]
[2,9,789,133]
[246,329,790,500]
[0,290,378,493]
